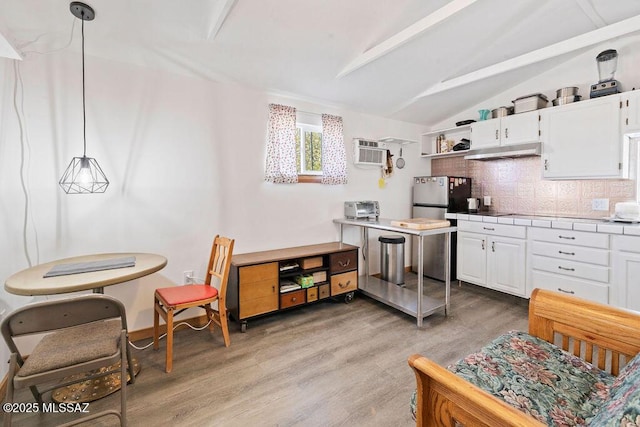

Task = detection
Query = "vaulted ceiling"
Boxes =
[3,0,640,126]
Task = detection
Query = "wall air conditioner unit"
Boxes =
[353,139,386,166]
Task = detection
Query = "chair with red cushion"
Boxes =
[153,235,234,373]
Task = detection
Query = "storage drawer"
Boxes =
[531,241,610,266]
[330,250,358,274]
[318,283,330,299]
[613,235,640,253]
[280,289,306,309]
[301,256,323,269]
[330,270,357,295]
[529,227,609,249]
[530,270,608,304]
[458,221,526,239]
[531,255,609,283]
[306,287,318,302]
[239,262,278,283]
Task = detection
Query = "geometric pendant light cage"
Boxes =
[59,2,109,194]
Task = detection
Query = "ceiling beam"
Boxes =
[206,0,238,40]
[0,20,23,60]
[336,0,478,79]
[411,13,640,100]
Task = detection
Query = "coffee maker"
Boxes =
[590,49,620,98]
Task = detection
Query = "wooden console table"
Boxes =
[227,242,359,332]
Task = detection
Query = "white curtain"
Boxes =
[265,104,298,184]
[321,114,347,185]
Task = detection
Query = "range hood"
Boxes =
[463,142,541,160]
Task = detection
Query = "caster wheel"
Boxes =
[344,292,355,304]
[241,322,247,333]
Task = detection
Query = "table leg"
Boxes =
[417,235,424,328]
[445,231,451,315]
[363,227,369,278]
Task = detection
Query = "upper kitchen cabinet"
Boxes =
[470,110,540,150]
[621,90,640,134]
[540,94,623,179]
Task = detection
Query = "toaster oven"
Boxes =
[344,201,379,220]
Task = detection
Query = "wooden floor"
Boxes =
[9,277,529,426]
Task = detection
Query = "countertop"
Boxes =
[445,212,640,236]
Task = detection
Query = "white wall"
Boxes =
[0,50,429,375]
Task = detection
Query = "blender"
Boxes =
[590,49,620,98]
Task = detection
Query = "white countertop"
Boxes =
[446,212,640,236]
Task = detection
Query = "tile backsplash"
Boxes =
[432,156,637,218]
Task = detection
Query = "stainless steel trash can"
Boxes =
[379,234,405,285]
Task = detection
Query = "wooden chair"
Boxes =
[153,235,234,373]
[1,294,134,427]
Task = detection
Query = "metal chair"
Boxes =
[1,294,134,427]
[153,235,234,373]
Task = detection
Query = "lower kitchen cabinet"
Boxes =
[612,235,640,311]
[227,242,359,332]
[457,221,527,297]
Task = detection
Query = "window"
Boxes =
[295,124,322,176]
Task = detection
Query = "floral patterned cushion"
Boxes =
[410,331,616,425]
[587,352,640,426]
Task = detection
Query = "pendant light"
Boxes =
[59,2,109,194]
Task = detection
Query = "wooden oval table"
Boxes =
[4,252,167,403]
[5,252,167,295]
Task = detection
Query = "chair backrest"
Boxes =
[205,235,234,305]
[1,294,127,358]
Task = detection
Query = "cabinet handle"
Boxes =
[558,235,576,240]
[557,288,575,295]
[544,159,549,170]
[505,128,509,139]
[495,129,499,140]
[272,285,275,292]
[483,226,495,231]
[558,266,575,272]
[558,250,575,256]
[291,297,297,302]
[339,280,351,289]
[481,240,485,250]
[338,259,351,267]
[491,241,495,252]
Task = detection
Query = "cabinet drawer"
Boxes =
[306,287,318,302]
[530,270,608,304]
[531,241,609,266]
[280,289,306,309]
[318,283,330,299]
[613,235,640,253]
[529,227,609,249]
[331,270,357,295]
[330,250,358,274]
[239,262,278,283]
[531,255,609,283]
[458,221,526,239]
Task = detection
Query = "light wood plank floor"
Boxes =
[9,278,529,426]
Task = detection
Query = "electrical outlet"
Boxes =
[592,198,610,211]
[183,270,194,285]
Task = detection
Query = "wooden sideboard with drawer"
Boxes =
[227,242,359,332]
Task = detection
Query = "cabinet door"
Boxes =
[470,119,500,149]
[612,251,640,311]
[501,111,539,146]
[239,263,279,319]
[457,231,486,285]
[541,95,622,179]
[487,236,526,296]
[622,91,640,134]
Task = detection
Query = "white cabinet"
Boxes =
[612,235,640,311]
[540,95,623,179]
[457,221,527,297]
[470,111,540,149]
[527,228,610,304]
[621,90,640,134]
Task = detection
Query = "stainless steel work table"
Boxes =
[334,218,456,327]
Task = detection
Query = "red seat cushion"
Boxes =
[156,284,218,306]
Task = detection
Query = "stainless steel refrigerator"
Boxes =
[411,176,471,281]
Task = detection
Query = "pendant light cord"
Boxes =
[81,11,87,157]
